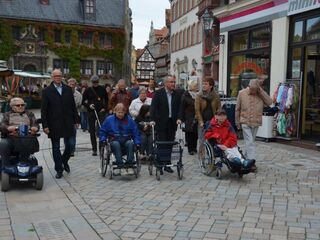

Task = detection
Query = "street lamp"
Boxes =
[201,9,214,35]
[200,9,225,45]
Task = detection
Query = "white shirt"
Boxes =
[165,89,172,118]
[129,97,152,119]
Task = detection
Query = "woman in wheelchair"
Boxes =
[0,97,39,168]
[99,103,140,165]
[204,109,255,170]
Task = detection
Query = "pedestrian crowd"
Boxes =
[0,68,273,179]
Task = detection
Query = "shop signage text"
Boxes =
[288,0,320,16]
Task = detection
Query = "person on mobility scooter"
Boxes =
[99,103,140,168]
[0,97,43,191]
[204,109,256,176]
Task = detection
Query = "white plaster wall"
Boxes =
[170,6,203,81]
[270,17,289,95]
[219,32,228,95]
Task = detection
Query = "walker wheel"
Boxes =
[216,168,222,179]
[108,166,113,180]
[1,172,10,192]
[148,164,153,175]
[155,168,160,181]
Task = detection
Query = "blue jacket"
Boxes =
[99,114,141,145]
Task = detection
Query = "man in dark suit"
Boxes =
[41,69,78,179]
[150,75,181,173]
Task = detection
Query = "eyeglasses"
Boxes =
[15,104,25,107]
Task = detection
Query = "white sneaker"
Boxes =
[316,143,320,147]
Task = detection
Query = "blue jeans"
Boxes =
[110,140,134,164]
[80,112,89,130]
[51,137,72,173]
[64,127,76,154]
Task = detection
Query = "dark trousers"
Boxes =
[80,112,89,130]
[51,137,72,173]
[88,111,106,152]
[156,118,176,164]
[186,131,198,153]
[140,132,153,156]
[64,126,76,154]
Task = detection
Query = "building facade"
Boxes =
[214,0,320,142]
[169,0,203,88]
[0,0,132,85]
[135,48,156,83]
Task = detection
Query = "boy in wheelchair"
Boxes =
[99,103,140,165]
[0,97,39,168]
[204,109,255,171]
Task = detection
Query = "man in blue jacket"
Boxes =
[99,103,140,165]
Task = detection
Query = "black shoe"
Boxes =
[92,151,97,156]
[70,152,75,157]
[159,168,164,175]
[55,172,63,179]
[164,166,174,173]
[189,151,194,155]
[64,163,70,173]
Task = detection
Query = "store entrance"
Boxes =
[302,44,320,141]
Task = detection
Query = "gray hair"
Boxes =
[10,97,25,108]
[164,75,174,83]
[187,79,197,91]
[90,75,99,82]
[249,79,260,89]
[139,87,147,94]
[67,78,77,84]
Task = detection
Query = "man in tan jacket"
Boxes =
[235,79,272,161]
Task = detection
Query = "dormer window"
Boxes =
[39,0,49,5]
[85,0,95,14]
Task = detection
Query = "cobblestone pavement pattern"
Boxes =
[0,111,319,240]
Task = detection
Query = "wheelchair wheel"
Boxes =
[35,172,43,190]
[1,172,10,192]
[148,156,153,175]
[100,146,109,177]
[108,159,113,180]
[135,152,141,177]
[198,141,215,176]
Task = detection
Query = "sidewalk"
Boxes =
[0,109,320,240]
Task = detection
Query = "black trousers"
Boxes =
[88,111,106,152]
[186,131,198,153]
[156,118,176,164]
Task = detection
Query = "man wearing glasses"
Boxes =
[41,69,78,179]
[0,97,39,168]
[150,75,181,174]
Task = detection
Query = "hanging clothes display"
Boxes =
[273,83,297,138]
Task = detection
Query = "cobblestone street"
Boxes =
[1,124,319,240]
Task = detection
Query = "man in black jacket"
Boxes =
[150,75,181,173]
[82,75,108,156]
[41,69,78,179]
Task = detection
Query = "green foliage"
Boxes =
[0,20,126,79]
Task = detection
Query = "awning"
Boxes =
[13,70,51,79]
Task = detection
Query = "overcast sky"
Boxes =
[130,0,170,49]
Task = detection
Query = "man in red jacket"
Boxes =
[205,109,255,169]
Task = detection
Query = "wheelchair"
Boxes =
[100,140,141,179]
[198,139,256,179]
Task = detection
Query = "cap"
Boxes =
[90,75,99,82]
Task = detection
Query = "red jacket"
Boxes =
[204,117,237,148]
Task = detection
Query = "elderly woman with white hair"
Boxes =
[235,78,272,161]
[0,97,39,168]
[128,87,152,119]
[177,79,199,155]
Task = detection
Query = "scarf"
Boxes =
[188,90,198,99]
[198,89,215,101]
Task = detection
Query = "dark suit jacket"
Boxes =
[150,87,181,131]
[41,82,78,139]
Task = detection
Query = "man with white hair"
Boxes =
[235,78,272,161]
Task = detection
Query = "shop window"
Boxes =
[251,27,270,49]
[306,17,320,41]
[293,21,303,42]
[79,31,93,45]
[80,60,93,75]
[38,28,46,41]
[99,32,112,48]
[231,32,247,51]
